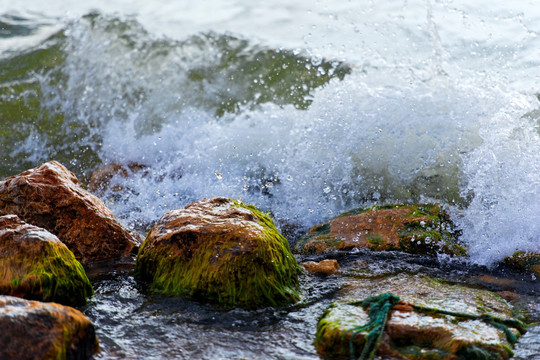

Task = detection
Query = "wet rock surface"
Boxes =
[294,204,466,257]
[0,295,99,360]
[0,161,141,266]
[315,274,524,360]
[135,197,301,308]
[0,214,93,306]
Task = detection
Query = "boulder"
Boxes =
[0,215,93,306]
[294,204,466,257]
[505,251,540,279]
[0,161,142,266]
[135,197,301,308]
[315,274,524,360]
[301,259,340,276]
[0,295,99,360]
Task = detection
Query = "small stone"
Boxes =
[301,259,340,275]
[0,295,99,360]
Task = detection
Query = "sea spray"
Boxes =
[458,94,540,265]
[1,13,540,267]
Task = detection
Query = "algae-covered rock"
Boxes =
[0,215,93,306]
[0,161,142,266]
[315,274,524,360]
[294,204,466,257]
[0,295,99,360]
[505,251,540,279]
[135,197,301,308]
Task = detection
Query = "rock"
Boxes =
[505,251,540,279]
[88,162,148,195]
[0,215,93,306]
[315,274,524,360]
[135,197,301,308]
[0,161,142,266]
[0,295,99,359]
[294,204,466,257]
[301,259,340,276]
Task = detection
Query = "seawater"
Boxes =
[2,1,540,358]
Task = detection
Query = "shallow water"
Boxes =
[2,1,540,358]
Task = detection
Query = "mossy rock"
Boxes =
[505,251,540,279]
[294,204,466,257]
[135,197,301,308]
[0,215,93,307]
[315,274,523,360]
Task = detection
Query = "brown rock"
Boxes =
[0,215,93,306]
[0,161,141,266]
[294,204,466,257]
[0,295,99,360]
[301,259,340,275]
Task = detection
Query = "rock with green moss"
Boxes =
[135,197,301,308]
[315,274,524,360]
[505,251,540,279]
[294,204,466,257]
[0,215,93,306]
[0,295,99,359]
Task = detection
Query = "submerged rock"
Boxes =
[0,215,93,306]
[294,204,466,257]
[135,197,301,308]
[0,295,99,360]
[315,274,524,360]
[0,161,142,266]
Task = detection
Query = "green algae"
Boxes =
[135,199,301,308]
[0,240,93,306]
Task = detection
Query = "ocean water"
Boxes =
[2,1,540,358]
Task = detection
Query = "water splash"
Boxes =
[1,12,540,266]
